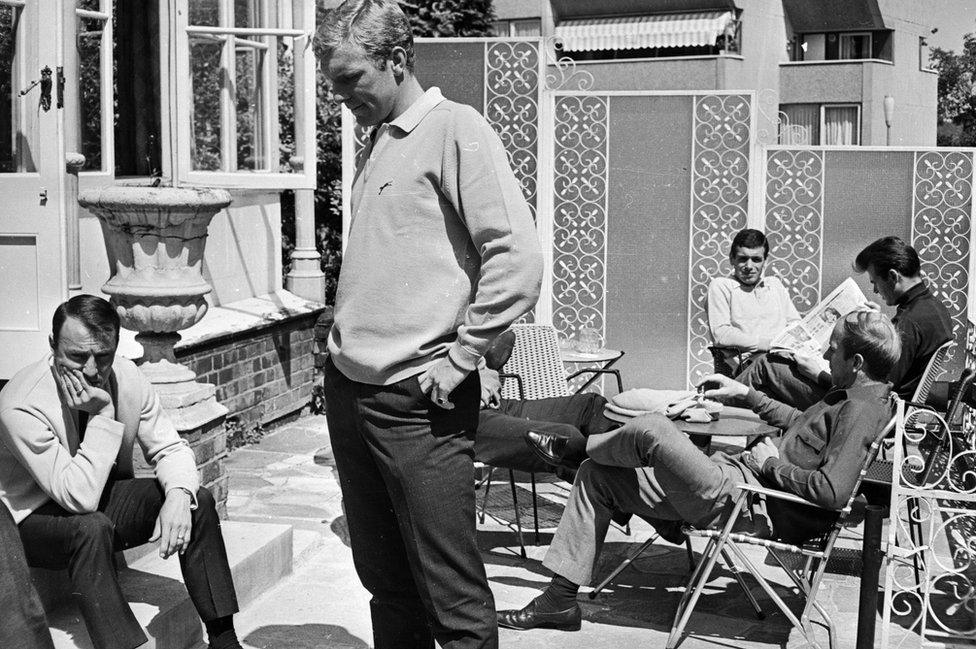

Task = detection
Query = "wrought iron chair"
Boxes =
[707,344,756,378]
[478,323,624,556]
[666,397,901,649]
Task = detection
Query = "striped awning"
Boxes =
[555,11,735,52]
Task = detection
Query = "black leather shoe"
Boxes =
[525,430,573,468]
[497,599,582,631]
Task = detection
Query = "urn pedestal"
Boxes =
[78,186,231,429]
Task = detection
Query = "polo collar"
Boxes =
[388,87,445,134]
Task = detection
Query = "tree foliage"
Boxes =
[282,0,496,304]
[931,33,976,147]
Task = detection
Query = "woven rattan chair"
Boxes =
[478,324,624,555]
[666,397,901,649]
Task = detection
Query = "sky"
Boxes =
[924,0,975,53]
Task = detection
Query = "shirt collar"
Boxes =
[823,380,891,404]
[388,87,445,134]
[731,275,766,290]
[895,281,928,309]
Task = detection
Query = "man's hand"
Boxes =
[418,358,470,410]
[479,368,501,409]
[150,488,193,559]
[54,366,114,418]
[794,351,828,381]
[863,301,882,312]
[698,373,749,401]
[743,436,779,474]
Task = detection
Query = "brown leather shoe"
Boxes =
[497,599,582,631]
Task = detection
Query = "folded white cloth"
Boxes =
[611,388,695,414]
[605,402,653,418]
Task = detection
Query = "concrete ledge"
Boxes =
[42,521,293,649]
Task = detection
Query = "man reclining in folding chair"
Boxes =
[737,236,953,409]
[474,331,615,478]
[497,310,898,631]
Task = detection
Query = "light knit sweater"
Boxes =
[707,275,801,352]
[328,87,544,385]
[0,355,199,523]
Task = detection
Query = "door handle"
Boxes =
[39,66,52,111]
[16,67,52,111]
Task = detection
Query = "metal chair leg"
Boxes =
[507,469,527,559]
[668,536,722,649]
[478,466,495,524]
[588,534,660,599]
[530,472,540,544]
[720,547,765,619]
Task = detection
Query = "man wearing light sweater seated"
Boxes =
[0,295,242,649]
[316,2,544,647]
[498,310,896,632]
[708,228,801,376]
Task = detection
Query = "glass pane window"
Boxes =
[823,105,859,145]
[0,4,19,172]
[189,38,223,171]
[177,0,314,188]
[77,15,105,171]
[512,19,541,37]
[839,33,870,60]
[779,104,819,145]
[189,0,219,27]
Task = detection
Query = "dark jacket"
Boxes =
[891,282,953,400]
[742,382,892,543]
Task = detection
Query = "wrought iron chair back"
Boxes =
[667,396,901,649]
[499,324,571,401]
[909,340,953,407]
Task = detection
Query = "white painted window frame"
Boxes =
[75,0,113,178]
[820,103,861,146]
[837,31,872,60]
[171,0,315,190]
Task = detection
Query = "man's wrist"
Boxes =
[168,486,196,508]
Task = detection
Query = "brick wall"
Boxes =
[178,308,324,427]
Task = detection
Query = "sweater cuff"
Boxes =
[84,415,125,449]
[448,342,481,373]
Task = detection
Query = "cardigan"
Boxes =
[0,355,198,523]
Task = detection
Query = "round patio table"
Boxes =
[674,406,779,437]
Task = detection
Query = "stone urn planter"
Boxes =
[78,185,231,428]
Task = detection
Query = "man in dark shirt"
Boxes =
[737,236,953,409]
[496,310,897,632]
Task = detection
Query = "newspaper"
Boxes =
[770,278,869,356]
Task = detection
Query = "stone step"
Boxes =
[38,521,293,649]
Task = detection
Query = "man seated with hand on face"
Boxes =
[497,309,897,632]
[0,295,243,649]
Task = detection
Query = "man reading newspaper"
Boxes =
[737,236,953,410]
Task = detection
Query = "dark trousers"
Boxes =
[323,358,497,649]
[18,479,238,649]
[0,503,54,649]
[475,393,613,472]
[736,353,827,410]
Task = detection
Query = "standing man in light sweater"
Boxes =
[315,2,544,648]
[707,228,801,376]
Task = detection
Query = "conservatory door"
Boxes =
[0,0,65,378]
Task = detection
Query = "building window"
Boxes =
[780,104,860,145]
[838,32,871,59]
[173,0,316,190]
[492,19,541,38]
[919,36,934,70]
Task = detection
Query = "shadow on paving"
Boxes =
[244,623,369,649]
[486,536,798,645]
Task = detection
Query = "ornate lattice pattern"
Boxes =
[485,41,539,222]
[912,151,973,372]
[551,95,609,344]
[687,94,752,385]
[764,149,824,314]
[881,407,976,648]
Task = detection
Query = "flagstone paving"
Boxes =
[225,415,909,649]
